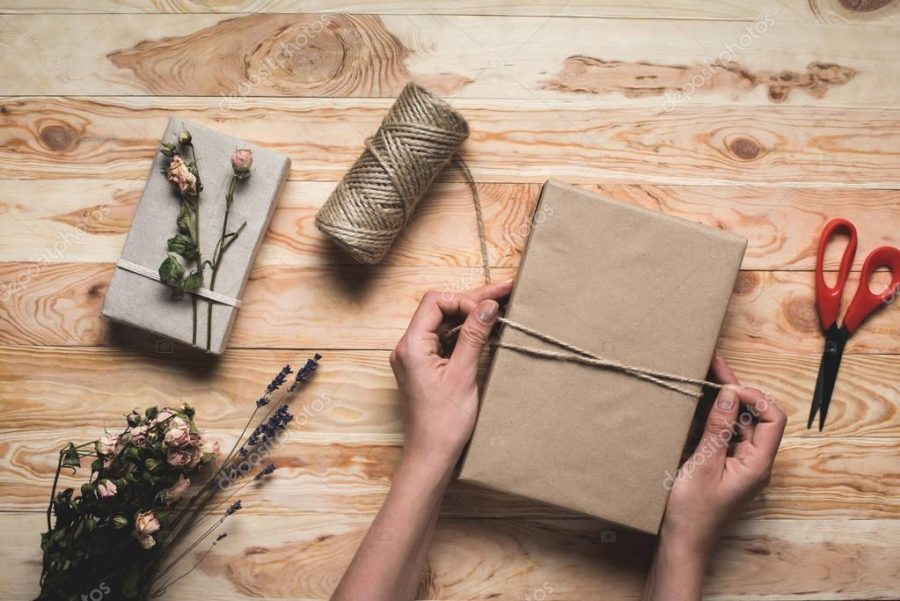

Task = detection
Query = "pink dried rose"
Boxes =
[188,446,202,468]
[164,475,190,504]
[134,511,160,549]
[166,154,198,198]
[129,425,148,446]
[197,437,219,465]
[201,438,220,456]
[97,479,117,499]
[155,409,174,424]
[230,148,253,178]
[95,433,119,456]
[167,448,193,468]
[164,416,191,448]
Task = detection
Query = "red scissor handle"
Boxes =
[843,245,900,334]
[815,218,857,329]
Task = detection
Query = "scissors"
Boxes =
[808,218,900,431]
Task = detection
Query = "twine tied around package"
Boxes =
[315,82,721,398]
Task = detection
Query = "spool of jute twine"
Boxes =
[315,82,488,280]
[317,82,720,398]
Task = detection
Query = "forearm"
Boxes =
[331,453,454,601]
[641,537,707,601]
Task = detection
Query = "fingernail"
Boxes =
[717,387,737,411]
[477,300,499,324]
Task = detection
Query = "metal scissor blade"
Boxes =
[808,342,831,429]
[818,327,849,431]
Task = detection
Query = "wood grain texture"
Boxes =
[3,97,900,186]
[2,13,894,107]
[2,0,899,23]
[2,512,899,600]
[1,263,898,353]
[3,425,899,519]
[1,5,898,600]
[1,347,896,440]
[3,179,899,270]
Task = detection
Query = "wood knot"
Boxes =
[727,136,763,161]
[733,272,759,296]
[784,296,820,334]
[262,19,345,87]
[39,123,77,152]
[88,283,105,299]
[839,0,894,11]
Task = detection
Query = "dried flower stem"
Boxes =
[184,145,202,346]
[205,174,246,351]
[150,538,219,598]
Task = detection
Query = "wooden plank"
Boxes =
[3,97,900,187]
[3,417,898,519]
[0,347,896,439]
[1,0,898,24]
[1,13,894,107]
[1,262,898,352]
[2,513,898,600]
[2,179,899,271]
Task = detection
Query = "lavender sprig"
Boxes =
[290,353,322,391]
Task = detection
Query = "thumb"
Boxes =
[449,299,499,372]
[694,385,740,474]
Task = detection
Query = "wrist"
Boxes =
[657,533,709,573]
[398,448,457,484]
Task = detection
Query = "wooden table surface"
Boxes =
[1,1,899,599]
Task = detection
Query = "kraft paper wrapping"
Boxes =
[459,180,747,534]
[102,118,290,354]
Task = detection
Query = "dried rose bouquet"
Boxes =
[36,354,321,601]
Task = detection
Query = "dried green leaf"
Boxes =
[182,270,202,293]
[167,233,198,260]
[176,202,195,238]
[60,443,81,473]
[158,256,185,299]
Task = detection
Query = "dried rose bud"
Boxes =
[177,129,192,146]
[111,514,128,529]
[230,148,253,179]
[159,142,176,157]
[97,479,117,499]
[166,155,198,198]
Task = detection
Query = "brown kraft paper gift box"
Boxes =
[459,180,747,534]
[102,118,290,355]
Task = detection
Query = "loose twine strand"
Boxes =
[315,82,720,398]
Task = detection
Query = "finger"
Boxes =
[465,280,514,304]
[694,385,740,475]
[407,281,512,337]
[738,388,786,464]
[449,299,500,372]
[406,291,450,339]
[710,352,740,386]
[732,407,756,459]
[453,280,514,318]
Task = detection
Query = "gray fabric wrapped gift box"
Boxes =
[102,118,290,354]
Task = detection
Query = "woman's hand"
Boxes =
[390,281,512,469]
[644,354,787,601]
[331,281,512,601]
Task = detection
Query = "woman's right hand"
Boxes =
[661,354,787,560]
